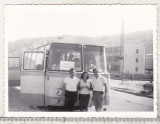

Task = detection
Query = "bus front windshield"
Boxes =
[84,45,105,72]
[48,43,82,71]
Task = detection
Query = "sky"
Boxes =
[5,5,156,42]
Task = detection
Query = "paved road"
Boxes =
[89,88,153,112]
[9,86,153,112]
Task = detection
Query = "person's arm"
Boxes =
[104,83,107,95]
[103,77,108,97]
[63,81,66,98]
[63,77,67,91]
[90,81,93,90]
[77,81,81,91]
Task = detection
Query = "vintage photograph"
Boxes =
[5,5,157,117]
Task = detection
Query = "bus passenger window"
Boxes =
[74,58,81,71]
[84,45,105,72]
[23,52,44,70]
[48,43,82,71]
[51,51,61,70]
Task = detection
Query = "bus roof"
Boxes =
[49,36,107,46]
[31,36,108,50]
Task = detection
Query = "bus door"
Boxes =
[20,51,46,106]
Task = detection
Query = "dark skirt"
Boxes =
[79,94,90,111]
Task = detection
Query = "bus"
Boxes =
[20,38,110,107]
[8,57,21,86]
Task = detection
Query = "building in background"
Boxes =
[106,43,145,75]
[106,46,121,74]
[145,54,153,74]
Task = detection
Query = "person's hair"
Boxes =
[69,68,75,72]
[93,68,99,73]
[81,72,89,79]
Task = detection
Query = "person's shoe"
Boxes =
[103,108,107,111]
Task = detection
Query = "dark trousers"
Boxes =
[79,94,90,111]
[65,90,78,111]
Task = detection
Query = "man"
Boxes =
[63,68,79,111]
[92,68,108,111]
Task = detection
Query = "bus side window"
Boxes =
[23,52,44,70]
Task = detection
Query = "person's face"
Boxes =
[93,70,98,78]
[83,72,88,80]
[70,70,76,78]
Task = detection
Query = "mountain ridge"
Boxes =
[8,30,153,56]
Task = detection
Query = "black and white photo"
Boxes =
[5,5,157,117]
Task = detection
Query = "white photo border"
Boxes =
[0,2,159,118]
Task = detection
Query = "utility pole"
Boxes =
[120,21,125,84]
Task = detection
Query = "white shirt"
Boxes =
[79,79,92,94]
[92,75,107,92]
[64,76,80,92]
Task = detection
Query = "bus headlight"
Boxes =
[56,98,60,104]
[56,89,63,96]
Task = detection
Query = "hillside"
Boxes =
[8,30,153,57]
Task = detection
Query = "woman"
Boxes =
[78,72,92,111]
